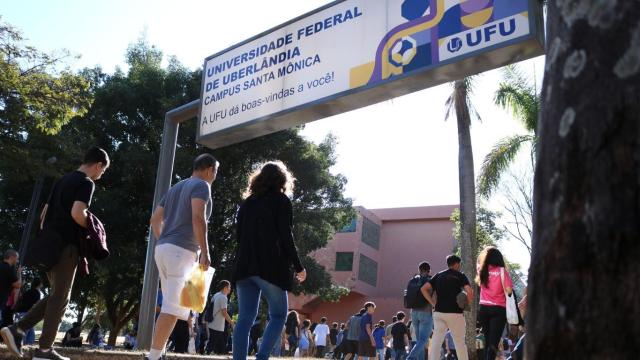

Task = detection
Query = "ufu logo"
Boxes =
[446,18,517,53]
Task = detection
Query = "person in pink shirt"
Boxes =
[476,247,512,360]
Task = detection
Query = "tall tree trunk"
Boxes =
[454,79,478,359]
[527,1,640,359]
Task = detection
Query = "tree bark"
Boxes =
[454,79,479,359]
[527,1,640,358]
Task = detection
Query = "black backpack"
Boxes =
[24,179,67,272]
[404,274,430,309]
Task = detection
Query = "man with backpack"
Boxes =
[404,261,433,360]
[1,147,110,360]
[205,280,234,354]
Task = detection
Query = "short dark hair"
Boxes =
[83,147,109,166]
[419,261,431,273]
[321,317,327,323]
[193,154,218,172]
[302,319,311,328]
[218,280,230,291]
[378,320,386,327]
[3,249,19,260]
[340,323,345,329]
[396,311,406,321]
[332,322,338,328]
[364,302,376,310]
[359,308,367,315]
[447,254,462,267]
[392,316,397,322]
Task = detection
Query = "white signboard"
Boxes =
[198,0,543,149]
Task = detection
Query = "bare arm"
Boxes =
[464,284,474,304]
[366,323,375,346]
[149,206,165,240]
[422,282,437,307]
[221,308,234,326]
[71,201,89,228]
[192,198,210,267]
[40,204,48,229]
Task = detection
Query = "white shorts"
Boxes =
[155,243,197,321]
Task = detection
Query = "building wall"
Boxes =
[290,205,458,325]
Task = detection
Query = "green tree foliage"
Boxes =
[0,18,92,253]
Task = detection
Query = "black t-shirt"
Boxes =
[390,322,408,350]
[46,171,94,242]
[330,328,338,345]
[0,261,18,306]
[429,268,470,314]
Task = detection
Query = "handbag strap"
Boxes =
[500,267,508,297]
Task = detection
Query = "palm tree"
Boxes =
[477,65,540,198]
[445,77,479,359]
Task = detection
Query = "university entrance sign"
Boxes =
[197,0,544,149]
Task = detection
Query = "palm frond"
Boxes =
[477,134,535,198]
[495,65,539,133]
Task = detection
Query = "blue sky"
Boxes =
[2,0,543,269]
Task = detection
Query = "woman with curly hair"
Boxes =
[476,247,513,360]
[232,161,307,360]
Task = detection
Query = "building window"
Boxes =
[358,254,378,287]
[361,217,380,249]
[338,217,357,233]
[335,252,354,271]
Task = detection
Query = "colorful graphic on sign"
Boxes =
[198,0,543,149]
[349,0,532,88]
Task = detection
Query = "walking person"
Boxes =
[285,310,300,356]
[422,255,474,360]
[2,147,110,360]
[359,302,377,360]
[14,278,43,345]
[390,312,410,360]
[405,262,433,360]
[0,250,21,328]
[231,161,307,360]
[385,316,397,359]
[144,154,218,360]
[299,319,313,357]
[476,247,512,360]
[343,308,366,360]
[313,317,330,358]
[206,280,234,354]
[330,321,339,353]
[372,320,386,360]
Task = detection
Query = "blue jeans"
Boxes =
[15,313,36,345]
[406,310,433,360]
[232,276,288,360]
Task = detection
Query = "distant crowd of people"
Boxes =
[0,148,525,360]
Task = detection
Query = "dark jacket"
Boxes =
[77,211,109,275]
[232,191,303,291]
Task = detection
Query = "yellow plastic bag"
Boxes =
[179,264,215,313]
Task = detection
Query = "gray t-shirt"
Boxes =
[208,291,228,331]
[156,178,212,253]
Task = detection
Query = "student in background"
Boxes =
[372,320,387,360]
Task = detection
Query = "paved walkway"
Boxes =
[0,346,236,360]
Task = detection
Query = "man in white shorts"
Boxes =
[145,154,219,360]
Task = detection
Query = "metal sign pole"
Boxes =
[137,99,200,350]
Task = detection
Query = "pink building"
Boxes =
[289,205,458,324]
